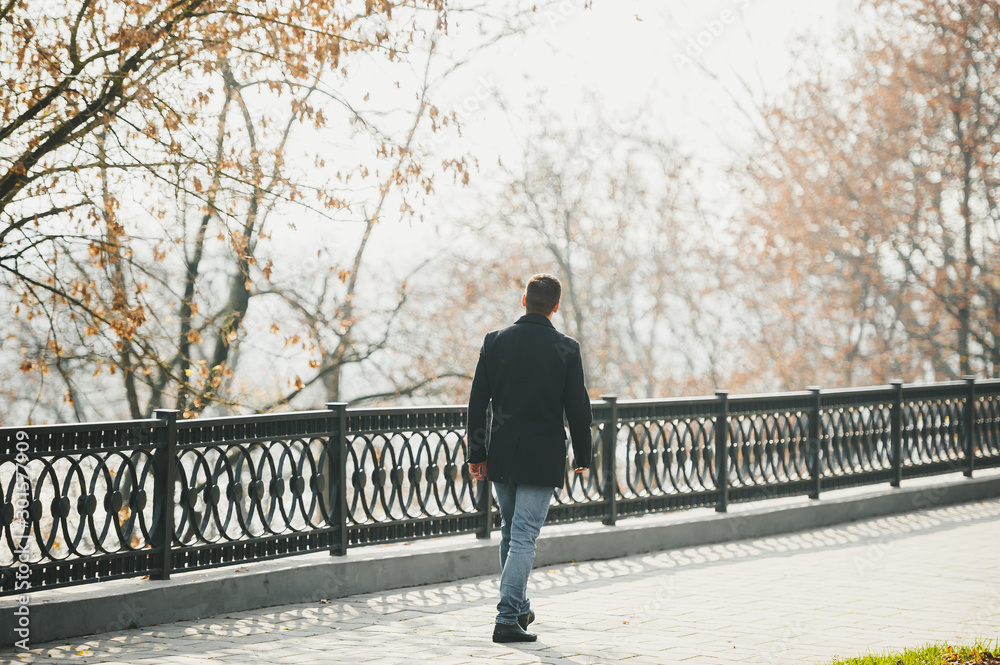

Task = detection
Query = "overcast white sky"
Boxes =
[439,0,853,172]
[314,0,862,401]
[347,0,857,274]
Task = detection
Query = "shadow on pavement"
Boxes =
[7,498,999,664]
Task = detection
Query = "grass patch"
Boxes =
[821,640,999,665]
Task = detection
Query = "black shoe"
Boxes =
[493,622,537,643]
[517,609,535,631]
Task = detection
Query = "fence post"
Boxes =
[152,409,178,580]
[327,402,349,555]
[890,380,904,488]
[964,376,977,478]
[601,395,619,527]
[715,390,730,513]
[808,387,822,500]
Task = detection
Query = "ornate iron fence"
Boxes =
[2,378,998,595]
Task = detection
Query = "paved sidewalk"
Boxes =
[6,498,1000,665]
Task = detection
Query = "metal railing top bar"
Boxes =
[613,395,719,420]
[174,409,342,447]
[613,395,719,408]
[346,404,467,416]
[173,408,340,430]
[726,391,815,414]
[589,401,613,417]
[345,405,466,435]
[0,419,164,457]
[0,418,163,438]
[341,402,614,434]
[726,390,815,403]
[898,381,974,400]
[818,384,895,399]
[974,378,1000,393]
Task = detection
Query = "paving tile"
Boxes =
[6,497,1000,665]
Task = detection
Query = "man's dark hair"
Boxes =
[525,273,561,315]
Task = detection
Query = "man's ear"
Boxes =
[521,293,527,308]
[552,301,560,314]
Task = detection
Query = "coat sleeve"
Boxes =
[466,336,491,464]
[563,343,593,468]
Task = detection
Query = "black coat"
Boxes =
[466,313,593,487]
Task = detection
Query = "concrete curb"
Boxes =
[3,473,999,646]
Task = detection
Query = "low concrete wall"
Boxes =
[3,472,999,647]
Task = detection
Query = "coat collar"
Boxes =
[515,313,555,328]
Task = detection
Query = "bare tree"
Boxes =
[418,107,729,400]
[1,0,572,422]
[732,0,1000,387]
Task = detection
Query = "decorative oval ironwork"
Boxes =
[2,381,997,596]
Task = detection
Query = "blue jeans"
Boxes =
[493,481,552,625]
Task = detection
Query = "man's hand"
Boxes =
[468,461,487,481]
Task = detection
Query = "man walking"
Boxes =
[466,273,593,643]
